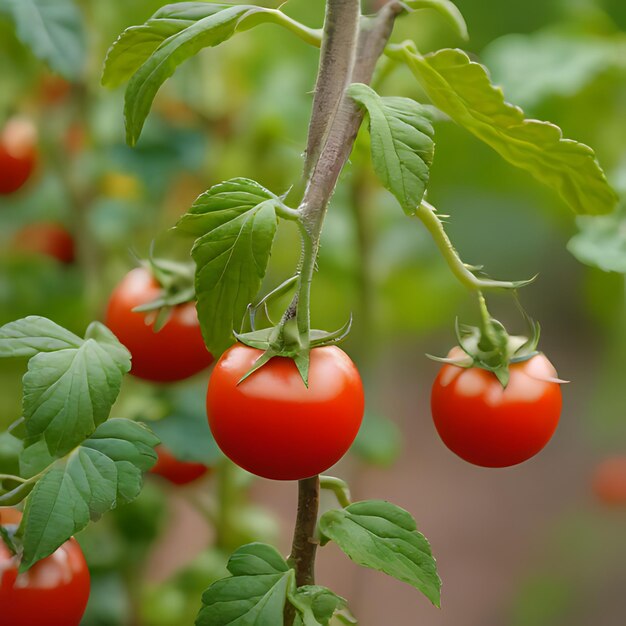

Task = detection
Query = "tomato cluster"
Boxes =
[207,344,364,480]
[431,353,562,468]
[106,267,213,383]
[0,509,90,626]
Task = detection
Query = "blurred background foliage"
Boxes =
[1,0,626,624]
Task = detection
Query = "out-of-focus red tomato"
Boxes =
[0,117,38,195]
[13,222,75,264]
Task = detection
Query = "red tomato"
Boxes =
[150,445,209,485]
[207,344,364,480]
[592,456,626,506]
[0,509,90,626]
[13,222,75,264]
[105,267,213,382]
[0,117,37,195]
[431,352,562,467]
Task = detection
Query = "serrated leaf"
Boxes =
[401,46,617,215]
[319,500,441,607]
[22,330,131,456]
[176,179,279,355]
[102,4,286,145]
[18,419,158,571]
[0,316,82,357]
[196,542,292,626]
[567,204,626,273]
[349,83,435,215]
[290,586,348,626]
[0,0,86,79]
[102,2,234,88]
[404,0,468,40]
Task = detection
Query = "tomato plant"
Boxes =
[0,117,37,195]
[0,509,90,626]
[13,222,75,264]
[0,0,622,623]
[150,445,209,485]
[106,267,213,383]
[207,344,364,480]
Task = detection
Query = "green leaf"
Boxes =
[400,45,617,215]
[319,500,441,607]
[22,328,131,456]
[102,4,289,145]
[567,204,626,273]
[0,316,82,357]
[18,419,158,571]
[348,83,435,215]
[0,0,86,79]
[196,542,292,626]
[101,3,235,88]
[176,179,279,355]
[290,586,348,626]
[403,0,468,40]
[0,317,131,456]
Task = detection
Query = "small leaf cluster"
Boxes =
[0,316,158,571]
[196,500,441,625]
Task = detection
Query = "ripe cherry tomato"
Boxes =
[431,351,562,467]
[105,267,213,383]
[150,445,209,485]
[207,344,364,480]
[0,117,37,195]
[592,456,626,506]
[0,509,90,626]
[13,222,75,264]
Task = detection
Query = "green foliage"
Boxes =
[291,586,348,626]
[399,45,617,215]
[319,500,441,607]
[196,543,293,626]
[17,418,158,571]
[176,178,282,355]
[102,3,315,145]
[0,0,85,78]
[0,317,131,456]
[348,83,435,215]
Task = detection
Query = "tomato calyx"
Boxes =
[234,279,353,385]
[131,255,196,331]
[429,294,545,387]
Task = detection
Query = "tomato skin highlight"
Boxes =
[207,344,364,480]
[0,118,37,195]
[431,353,562,468]
[592,456,626,506]
[105,268,213,383]
[0,511,90,626]
[150,445,209,485]
[13,222,75,264]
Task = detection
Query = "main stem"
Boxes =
[285,1,404,619]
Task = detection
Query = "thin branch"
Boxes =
[416,201,536,291]
[303,0,360,179]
